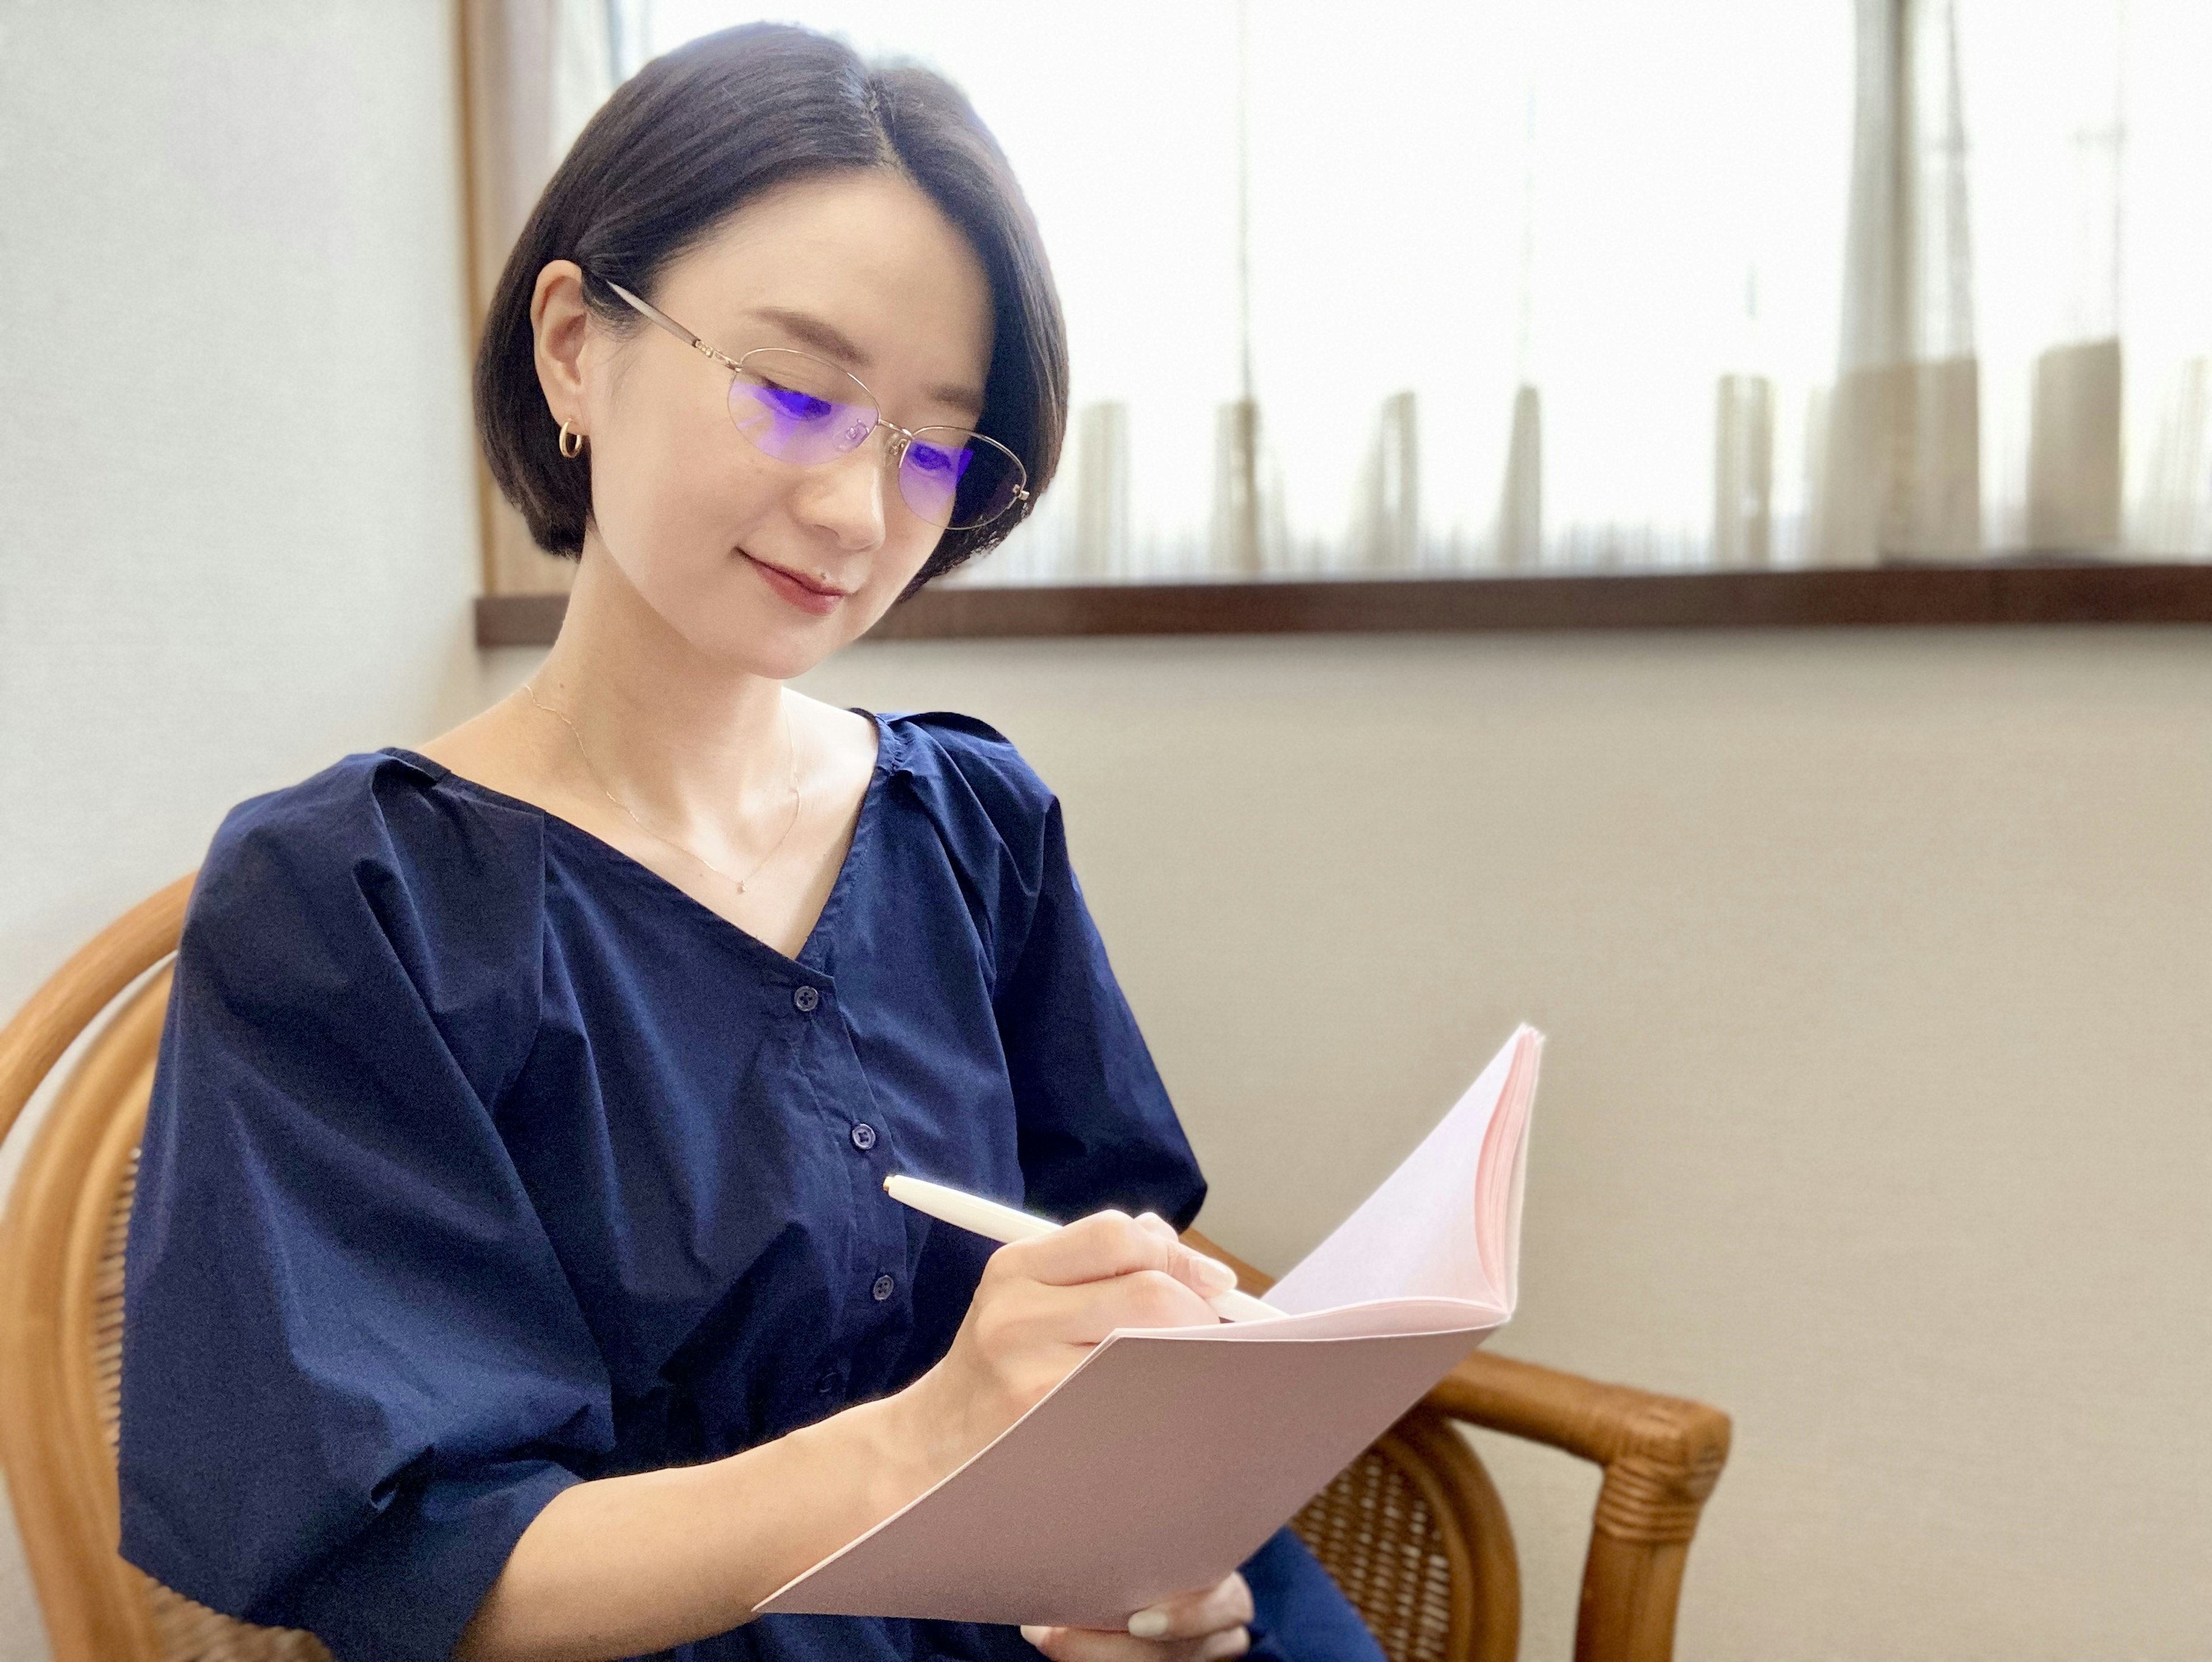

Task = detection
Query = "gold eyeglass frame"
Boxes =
[597,276,1030,532]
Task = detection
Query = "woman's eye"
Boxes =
[760,384,836,422]
[908,442,962,475]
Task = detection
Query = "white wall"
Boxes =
[795,630,2212,1662]
[5,5,2211,1661]
[0,0,500,1027]
[0,5,500,1656]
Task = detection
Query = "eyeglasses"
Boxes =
[597,277,1029,533]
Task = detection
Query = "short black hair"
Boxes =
[474,22,1067,587]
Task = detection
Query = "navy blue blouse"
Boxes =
[119,711,1383,1662]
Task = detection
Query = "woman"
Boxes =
[119,24,1385,1662]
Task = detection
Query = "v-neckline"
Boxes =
[384,709,892,976]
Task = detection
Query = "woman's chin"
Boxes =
[704,615,843,680]
[661,585,866,681]
[590,541,902,679]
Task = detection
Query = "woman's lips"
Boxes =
[743,551,847,616]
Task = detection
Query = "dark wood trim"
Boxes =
[475,592,572,647]
[476,562,2212,648]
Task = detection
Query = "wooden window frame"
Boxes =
[475,561,2212,645]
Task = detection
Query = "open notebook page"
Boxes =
[756,1025,1544,1627]
[1266,1023,1540,1316]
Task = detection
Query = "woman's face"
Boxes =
[555,169,996,678]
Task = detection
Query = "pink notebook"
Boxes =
[756,1024,1543,1629]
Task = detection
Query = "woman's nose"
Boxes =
[793,434,890,551]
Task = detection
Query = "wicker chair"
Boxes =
[0,877,1729,1662]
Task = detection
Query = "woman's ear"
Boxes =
[531,260,593,434]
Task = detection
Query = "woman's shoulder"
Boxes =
[873,712,1075,982]
[210,746,539,869]
[194,747,546,956]
[878,709,1057,835]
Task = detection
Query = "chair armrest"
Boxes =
[1424,1350,1730,1540]
[1182,1228,1729,1662]
[1180,1230,1730,1526]
[1427,1351,1728,1662]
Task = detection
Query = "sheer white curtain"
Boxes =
[463,0,657,596]
[1962,0,2212,559]
[632,0,2212,581]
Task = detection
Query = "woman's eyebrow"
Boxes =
[748,305,986,419]
[750,305,870,365]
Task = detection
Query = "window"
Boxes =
[469,1,2212,622]
[635,0,2212,584]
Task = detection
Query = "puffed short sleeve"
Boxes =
[118,758,611,1662]
[997,790,1208,1228]
[899,713,1206,1231]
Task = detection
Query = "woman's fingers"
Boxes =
[1004,1212,1164,1283]
[1099,1268,1217,1331]
[1005,1212,1238,1306]
[1161,1236,1241,1305]
[1020,1574,1256,1662]
[1020,1623,1251,1662]
[1126,1574,1255,1641]
[908,1212,1241,1483]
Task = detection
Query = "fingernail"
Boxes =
[1193,1254,1238,1294]
[1021,1625,1050,1648]
[1127,1610,1171,1638]
[1135,1212,1177,1242]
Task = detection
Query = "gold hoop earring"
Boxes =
[558,419,584,459]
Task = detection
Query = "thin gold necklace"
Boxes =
[521,680,802,896]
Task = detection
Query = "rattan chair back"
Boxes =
[1289,1409,1519,1662]
[0,877,328,1662]
[6,880,1722,1662]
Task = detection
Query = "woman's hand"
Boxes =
[881,1210,1239,1500]
[1021,1572,1254,1662]
[457,1216,1243,1662]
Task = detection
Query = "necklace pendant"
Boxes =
[734,881,747,895]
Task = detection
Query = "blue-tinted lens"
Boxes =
[759,385,837,423]
[728,350,876,463]
[899,428,1024,530]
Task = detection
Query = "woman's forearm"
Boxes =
[452,1217,1236,1662]
[453,1392,931,1662]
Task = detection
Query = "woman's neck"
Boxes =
[528,538,796,836]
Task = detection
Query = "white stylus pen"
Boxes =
[881,1173,1283,1323]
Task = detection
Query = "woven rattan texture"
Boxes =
[97,1145,331,1662]
[1291,1449,1457,1662]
